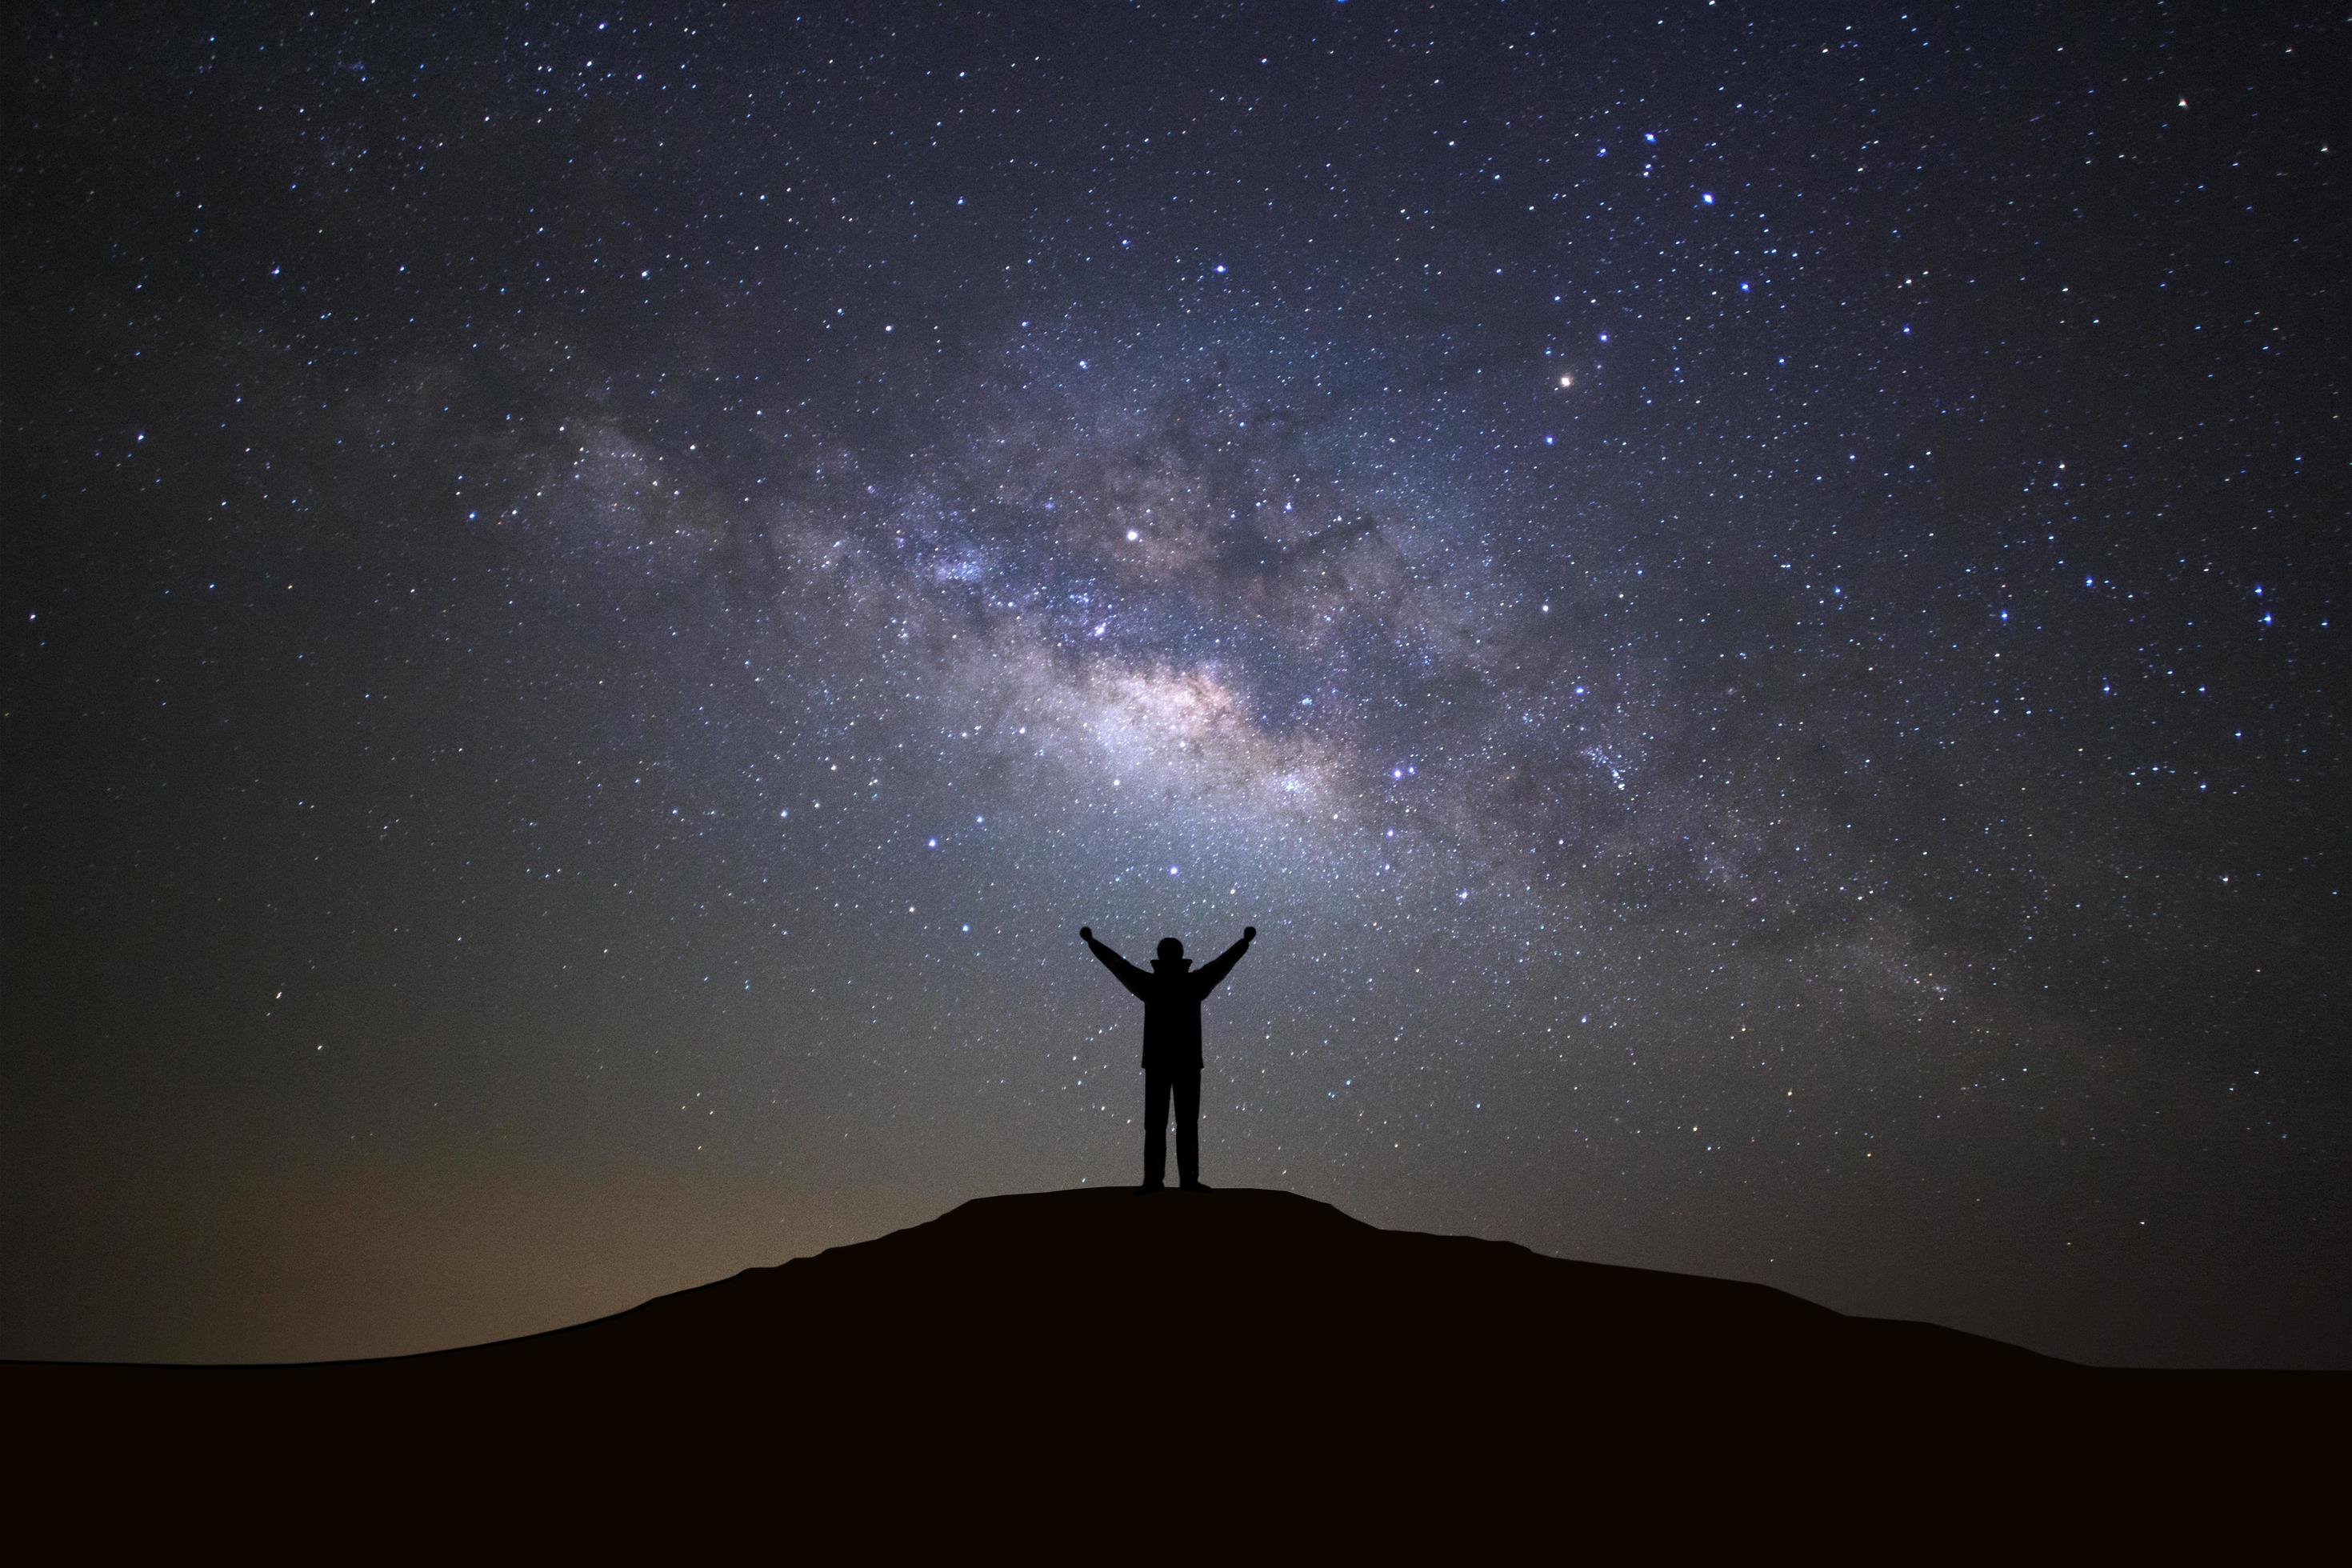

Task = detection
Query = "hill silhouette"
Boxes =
[456,1185,2066,1378]
[7,1189,2334,1545]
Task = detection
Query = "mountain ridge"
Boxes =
[14,1186,2066,1379]
[6,1186,2334,1547]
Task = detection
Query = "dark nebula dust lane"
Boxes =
[4,3,2343,1368]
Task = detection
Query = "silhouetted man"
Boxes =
[1080,924,1254,1192]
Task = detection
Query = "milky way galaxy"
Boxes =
[6,3,2342,1367]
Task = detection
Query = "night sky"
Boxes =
[6,3,2343,1370]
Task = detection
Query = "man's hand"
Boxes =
[1080,926,1094,942]
[1243,926,1257,941]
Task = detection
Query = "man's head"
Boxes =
[1155,937,1186,966]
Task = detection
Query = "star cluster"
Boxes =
[4,2,2342,1367]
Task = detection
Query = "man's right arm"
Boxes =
[1082,927,1150,998]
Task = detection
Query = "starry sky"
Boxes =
[5,2,2343,1369]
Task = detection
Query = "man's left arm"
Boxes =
[1193,926,1256,998]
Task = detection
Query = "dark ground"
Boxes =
[9,1189,2335,1547]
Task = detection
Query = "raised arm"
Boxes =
[1081,926,1150,999]
[1191,926,1256,999]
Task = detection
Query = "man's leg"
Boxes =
[1174,1068,1202,1186]
[1142,1069,1171,1187]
